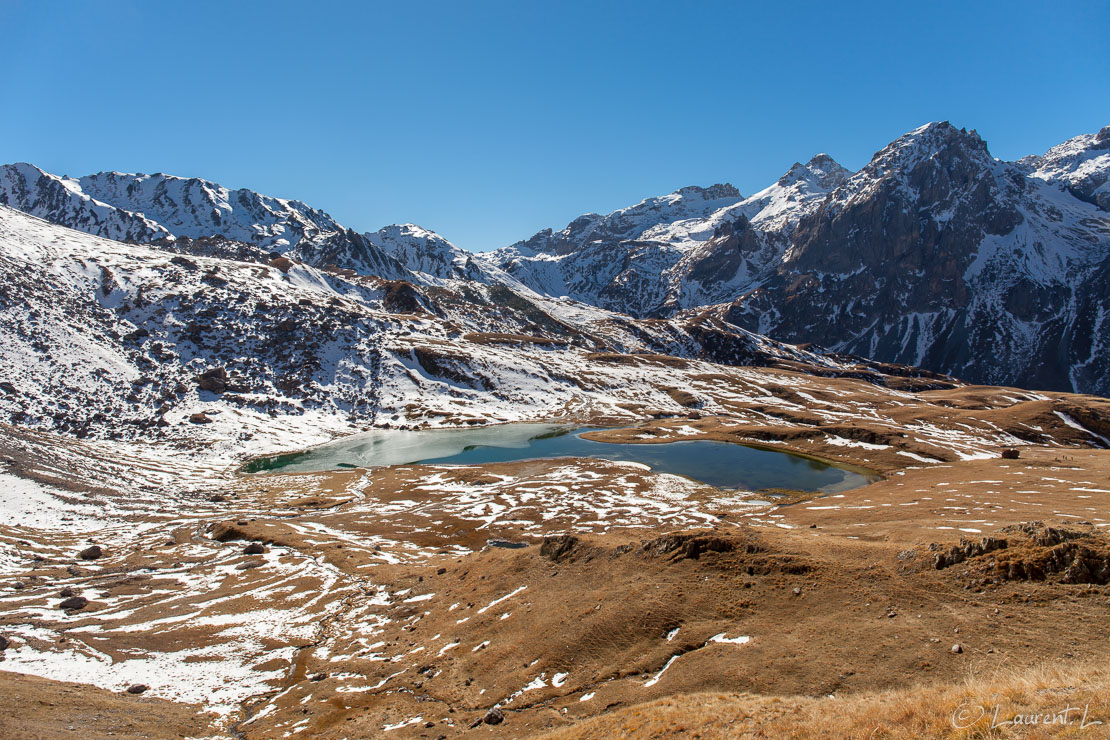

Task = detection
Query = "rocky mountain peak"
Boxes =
[1023,124,1110,211]
[866,121,992,174]
[777,154,852,190]
[674,183,742,200]
[0,163,172,243]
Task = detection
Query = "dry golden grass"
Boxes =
[540,658,1110,739]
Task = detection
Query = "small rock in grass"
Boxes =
[59,586,76,598]
[951,643,963,654]
[483,707,504,725]
[126,684,148,694]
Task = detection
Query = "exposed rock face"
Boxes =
[0,164,410,280]
[540,534,579,562]
[196,367,229,393]
[485,123,1110,394]
[721,123,1110,395]
[928,523,1110,585]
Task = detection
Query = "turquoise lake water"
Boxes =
[245,423,877,493]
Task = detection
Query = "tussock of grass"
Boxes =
[541,658,1110,738]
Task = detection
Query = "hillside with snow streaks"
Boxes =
[1,205,901,449]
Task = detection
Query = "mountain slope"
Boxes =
[366,222,518,286]
[0,164,412,280]
[1,204,914,445]
[485,162,851,317]
[0,162,170,243]
[486,123,1110,395]
[719,122,1110,395]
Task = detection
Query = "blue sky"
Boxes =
[2,1,1107,250]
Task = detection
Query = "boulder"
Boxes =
[59,596,89,611]
[196,367,229,393]
[78,545,103,561]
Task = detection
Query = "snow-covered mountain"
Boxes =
[484,124,1110,395]
[3,204,919,443]
[718,122,1110,395]
[0,162,171,243]
[366,222,519,286]
[484,161,851,316]
[3,121,1108,396]
[485,183,746,315]
[0,164,412,280]
[1022,125,1110,210]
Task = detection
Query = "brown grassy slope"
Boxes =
[0,672,214,740]
[537,657,1110,739]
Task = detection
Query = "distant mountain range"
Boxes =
[3,121,1107,395]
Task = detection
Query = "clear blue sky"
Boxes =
[2,1,1107,251]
